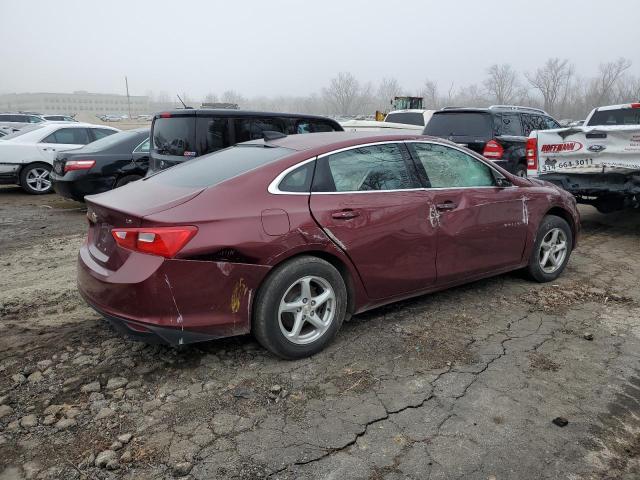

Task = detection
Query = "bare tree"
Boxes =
[420,80,440,109]
[221,90,245,106]
[588,57,632,106]
[375,77,402,111]
[525,58,574,115]
[322,72,361,115]
[203,92,218,103]
[484,64,520,104]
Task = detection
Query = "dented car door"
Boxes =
[407,141,528,284]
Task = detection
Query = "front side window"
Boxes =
[542,116,561,129]
[134,138,150,153]
[313,143,416,192]
[410,143,496,188]
[28,116,44,123]
[41,127,90,145]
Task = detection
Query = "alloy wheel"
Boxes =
[25,167,52,192]
[538,228,568,273]
[278,275,336,345]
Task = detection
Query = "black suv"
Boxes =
[423,106,561,177]
[149,109,343,173]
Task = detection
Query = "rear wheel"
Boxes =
[526,215,572,282]
[19,163,53,194]
[253,256,347,359]
[114,174,142,189]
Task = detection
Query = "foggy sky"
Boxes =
[2,0,639,98]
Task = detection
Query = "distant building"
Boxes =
[0,91,150,116]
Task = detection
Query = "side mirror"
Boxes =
[495,175,512,188]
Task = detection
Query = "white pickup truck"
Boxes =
[526,103,640,212]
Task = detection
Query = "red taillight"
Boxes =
[482,139,504,159]
[111,226,197,258]
[64,159,96,172]
[160,112,172,118]
[526,137,538,170]
[631,103,640,109]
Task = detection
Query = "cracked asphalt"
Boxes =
[1,185,639,480]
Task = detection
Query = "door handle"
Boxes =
[331,209,360,220]
[436,202,457,211]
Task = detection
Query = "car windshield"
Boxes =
[424,112,493,138]
[385,112,425,126]
[587,108,640,126]
[80,130,141,152]
[148,145,293,188]
[0,125,45,140]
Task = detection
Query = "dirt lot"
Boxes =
[1,185,639,480]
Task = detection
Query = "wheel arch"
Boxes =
[544,206,577,247]
[259,250,360,318]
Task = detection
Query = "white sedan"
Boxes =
[0,123,119,194]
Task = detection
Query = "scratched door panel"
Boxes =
[430,188,528,283]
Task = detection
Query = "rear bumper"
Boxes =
[77,243,271,345]
[51,171,116,202]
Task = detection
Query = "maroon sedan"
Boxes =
[78,132,579,358]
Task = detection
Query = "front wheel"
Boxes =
[252,256,347,359]
[19,163,53,194]
[526,215,573,282]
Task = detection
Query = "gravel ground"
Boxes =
[1,185,639,480]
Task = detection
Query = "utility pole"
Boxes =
[125,76,132,120]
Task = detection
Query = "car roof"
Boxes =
[155,109,340,122]
[242,132,441,154]
[387,109,433,114]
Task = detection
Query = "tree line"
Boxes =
[147,57,640,121]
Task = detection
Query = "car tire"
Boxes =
[114,174,142,189]
[19,163,53,194]
[252,256,347,359]
[526,215,573,283]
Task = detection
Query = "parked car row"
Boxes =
[0,123,119,193]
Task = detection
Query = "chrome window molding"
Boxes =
[267,139,517,196]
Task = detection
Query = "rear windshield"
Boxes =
[148,145,293,188]
[424,112,493,138]
[152,116,196,156]
[81,130,146,153]
[587,108,640,126]
[0,124,44,140]
[385,112,425,126]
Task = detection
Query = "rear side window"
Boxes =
[28,116,44,123]
[294,119,339,134]
[42,128,90,145]
[384,112,425,126]
[235,118,287,143]
[496,113,522,136]
[424,113,492,139]
[587,108,640,126]
[278,162,314,192]
[92,128,116,140]
[410,143,496,188]
[196,117,230,154]
[150,145,293,188]
[152,116,196,156]
[521,114,549,135]
[313,143,416,192]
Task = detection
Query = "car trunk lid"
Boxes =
[85,182,204,270]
